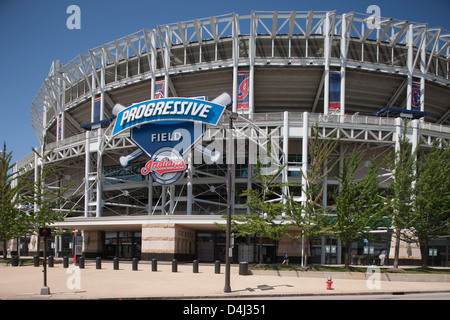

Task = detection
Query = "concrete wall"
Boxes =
[82,230,103,258]
[141,224,195,261]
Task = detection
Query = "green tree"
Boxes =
[0,143,30,258]
[284,123,339,267]
[229,159,287,263]
[324,150,386,267]
[411,141,450,267]
[22,143,76,242]
[386,121,417,269]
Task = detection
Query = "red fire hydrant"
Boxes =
[326,276,333,290]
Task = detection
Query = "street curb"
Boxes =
[80,289,450,300]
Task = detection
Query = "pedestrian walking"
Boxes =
[379,250,386,266]
[281,250,289,266]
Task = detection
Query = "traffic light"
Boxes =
[39,227,52,237]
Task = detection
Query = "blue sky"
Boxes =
[1,0,449,163]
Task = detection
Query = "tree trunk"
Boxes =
[302,233,308,268]
[393,229,401,269]
[2,241,6,259]
[259,235,263,264]
[344,241,351,268]
[419,240,429,268]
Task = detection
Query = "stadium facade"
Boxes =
[13,11,450,265]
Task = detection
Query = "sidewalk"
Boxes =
[1,260,450,300]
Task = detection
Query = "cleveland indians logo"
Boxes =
[237,71,249,110]
[141,147,187,185]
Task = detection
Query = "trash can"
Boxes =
[239,262,248,275]
[113,257,119,270]
[33,255,39,267]
[11,256,19,267]
[151,258,157,271]
[48,256,54,268]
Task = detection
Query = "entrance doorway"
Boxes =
[104,231,141,259]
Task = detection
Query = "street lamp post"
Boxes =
[224,111,238,293]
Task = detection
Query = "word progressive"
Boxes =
[120,99,213,127]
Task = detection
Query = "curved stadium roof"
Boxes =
[31,11,450,143]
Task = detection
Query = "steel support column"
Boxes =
[282,111,289,214]
[340,14,348,117]
[406,24,414,111]
[301,112,309,267]
[323,13,331,115]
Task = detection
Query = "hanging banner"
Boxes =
[411,81,421,111]
[155,80,165,99]
[57,114,63,141]
[93,97,101,122]
[329,71,341,111]
[237,71,249,110]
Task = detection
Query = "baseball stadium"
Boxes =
[13,10,450,265]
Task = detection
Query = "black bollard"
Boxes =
[48,256,54,268]
[239,262,249,275]
[113,257,119,270]
[193,260,199,273]
[79,256,85,269]
[96,257,102,269]
[172,259,178,272]
[63,256,69,268]
[132,258,138,271]
[214,260,220,274]
[34,255,39,267]
[151,258,157,271]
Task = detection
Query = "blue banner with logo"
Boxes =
[238,71,249,110]
[329,71,341,111]
[154,80,165,99]
[412,81,421,111]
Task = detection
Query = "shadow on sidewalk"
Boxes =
[234,284,294,293]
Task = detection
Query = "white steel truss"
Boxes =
[17,112,450,219]
[31,11,450,143]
